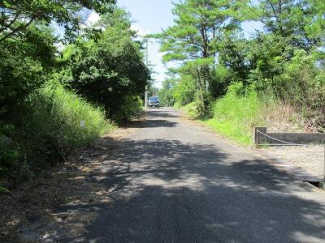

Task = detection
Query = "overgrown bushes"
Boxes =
[200,82,316,145]
[111,95,144,124]
[182,102,200,119]
[0,5,150,190]
[59,9,149,123]
[29,81,111,149]
[0,82,113,187]
[156,0,324,135]
[203,84,266,144]
[274,50,325,131]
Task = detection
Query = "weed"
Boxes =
[0,185,10,194]
[182,102,199,119]
[1,81,114,186]
[201,83,264,145]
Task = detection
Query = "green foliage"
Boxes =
[172,75,196,106]
[210,64,231,98]
[182,102,200,119]
[158,0,324,134]
[204,83,265,145]
[0,0,115,43]
[247,34,291,89]
[28,81,111,149]
[306,0,325,40]
[60,8,149,123]
[0,81,112,186]
[274,50,325,130]
[246,0,320,50]
[0,128,19,179]
[111,95,144,124]
[0,23,56,119]
[148,86,159,98]
[0,186,10,194]
[158,79,175,107]
[0,2,150,187]
[154,0,240,113]
[173,102,182,109]
[218,34,252,85]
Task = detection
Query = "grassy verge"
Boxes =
[202,84,266,145]
[0,81,114,187]
[179,84,282,146]
[201,118,253,145]
[182,102,199,119]
[33,82,113,146]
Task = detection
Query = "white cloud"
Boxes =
[50,21,65,38]
[131,24,150,37]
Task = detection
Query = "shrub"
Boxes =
[275,50,325,131]
[205,83,266,144]
[183,102,200,119]
[111,95,144,124]
[174,102,182,109]
[59,11,149,123]
[0,81,113,186]
[0,125,19,181]
[28,81,111,149]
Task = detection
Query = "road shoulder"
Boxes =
[0,122,142,243]
[178,109,325,189]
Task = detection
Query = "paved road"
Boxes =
[83,108,325,243]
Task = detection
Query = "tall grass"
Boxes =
[202,83,269,145]
[200,83,306,145]
[1,81,114,187]
[30,82,112,148]
[182,102,199,119]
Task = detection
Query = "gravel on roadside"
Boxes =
[266,145,325,178]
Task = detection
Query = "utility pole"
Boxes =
[144,38,149,109]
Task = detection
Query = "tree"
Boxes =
[158,79,176,107]
[148,86,159,97]
[245,0,320,51]
[59,8,150,122]
[0,0,117,119]
[305,0,325,40]
[153,0,240,114]
[0,0,115,42]
[217,32,252,86]
[231,0,325,94]
[172,74,196,106]
[0,23,56,120]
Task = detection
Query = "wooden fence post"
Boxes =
[254,127,267,147]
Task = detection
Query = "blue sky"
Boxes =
[115,0,264,88]
[118,0,175,33]
[117,0,175,88]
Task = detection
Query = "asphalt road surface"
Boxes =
[82,108,325,243]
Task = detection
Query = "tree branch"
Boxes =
[0,10,21,33]
[0,16,35,43]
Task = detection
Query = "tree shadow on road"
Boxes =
[127,119,178,128]
[147,110,180,118]
[54,138,325,243]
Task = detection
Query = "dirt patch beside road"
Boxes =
[0,121,141,243]
[266,145,325,178]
